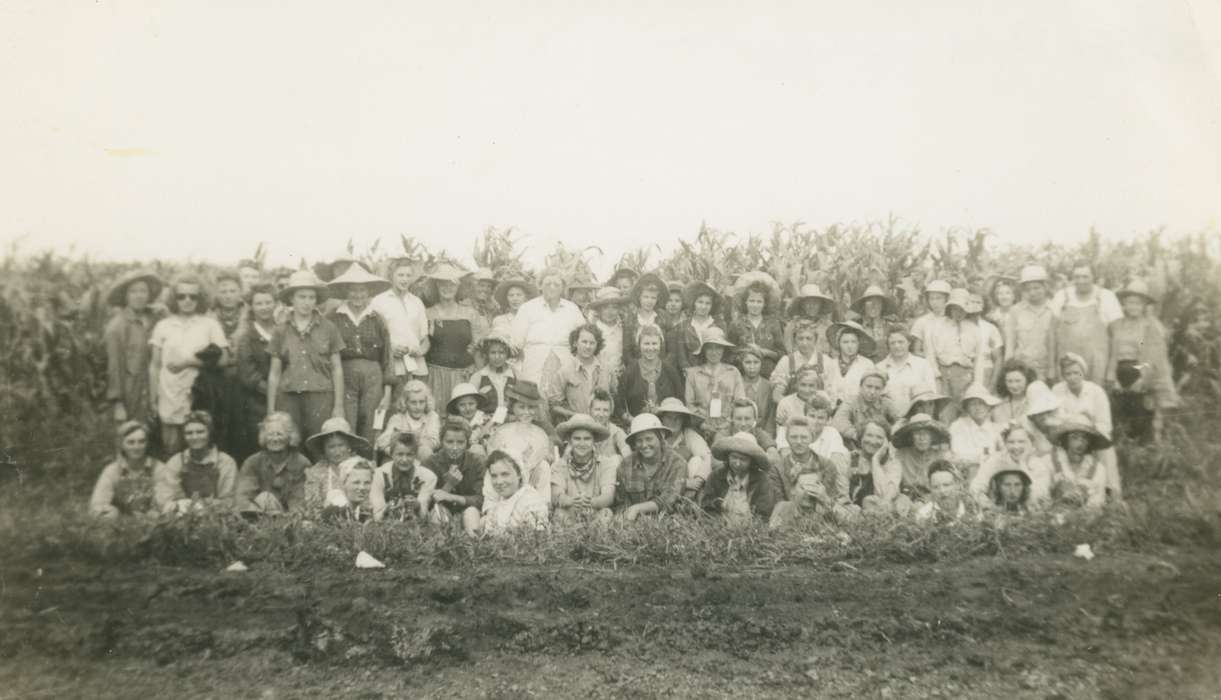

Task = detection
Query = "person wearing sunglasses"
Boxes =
[150,273,230,454]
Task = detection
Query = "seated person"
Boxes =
[322,457,376,522]
[425,417,487,534]
[713,398,780,468]
[948,383,1003,481]
[589,389,631,459]
[738,346,776,434]
[1049,418,1111,509]
[551,414,620,524]
[831,371,900,446]
[768,415,851,527]
[480,449,549,534]
[236,412,313,514]
[970,423,1053,512]
[371,432,438,521]
[775,367,823,429]
[871,413,951,514]
[848,420,889,507]
[801,393,851,478]
[446,382,492,457]
[154,410,239,514]
[304,417,372,507]
[486,381,555,506]
[615,414,688,521]
[1023,380,1061,456]
[914,460,976,523]
[770,320,825,406]
[90,420,163,519]
[376,379,441,462]
[702,432,778,524]
[654,397,713,499]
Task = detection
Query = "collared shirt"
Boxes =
[551,453,619,501]
[616,448,686,511]
[90,457,162,517]
[876,353,937,417]
[510,297,587,383]
[925,316,983,371]
[154,447,238,509]
[1051,380,1113,437]
[822,354,876,405]
[236,450,312,512]
[831,394,900,444]
[1004,301,1057,377]
[1050,286,1123,325]
[371,289,430,376]
[425,451,486,510]
[684,363,746,419]
[554,357,610,415]
[269,312,346,393]
[949,416,1002,465]
[149,313,230,423]
[329,304,393,374]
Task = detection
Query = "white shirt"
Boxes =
[876,353,937,417]
[510,297,586,383]
[371,289,429,376]
[822,354,876,405]
[1049,286,1123,326]
[482,483,549,533]
[949,415,1003,465]
[812,426,849,462]
[1052,381,1113,438]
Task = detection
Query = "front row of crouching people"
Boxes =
[91,378,1120,533]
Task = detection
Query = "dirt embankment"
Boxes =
[2,549,1220,698]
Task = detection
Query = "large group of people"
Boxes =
[91,254,1181,532]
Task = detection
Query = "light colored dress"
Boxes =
[482,483,549,533]
[149,314,229,424]
[510,297,586,387]
[822,354,876,406]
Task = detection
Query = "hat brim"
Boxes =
[850,295,896,317]
[279,285,328,305]
[1054,424,1112,451]
[494,280,538,311]
[632,274,671,306]
[1117,290,1156,305]
[447,392,488,414]
[960,393,1001,409]
[827,323,877,357]
[107,272,164,307]
[480,335,519,357]
[327,280,392,298]
[892,420,950,448]
[504,389,542,405]
[697,339,736,357]
[711,440,770,470]
[905,396,952,419]
[557,419,611,442]
[588,295,630,310]
[626,424,673,443]
[655,405,705,427]
[305,429,371,458]
[683,282,722,315]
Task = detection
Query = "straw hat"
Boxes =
[494,277,538,311]
[446,382,488,415]
[631,273,671,307]
[279,270,329,304]
[683,280,722,317]
[1018,265,1050,286]
[696,327,737,357]
[827,320,877,357]
[106,269,164,307]
[587,287,629,311]
[959,383,1001,410]
[1053,420,1112,452]
[556,413,611,442]
[1116,279,1157,305]
[788,284,835,317]
[945,288,971,314]
[504,380,543,406]
[905,390,953,419]
[608,267,640,287]
[654,397,705,428]
[1024,380,1060,417]
[426,263,469,284]
[326,266,392,298]
[924,280,953,297]
[711,432,770,471]
[892,414,950,449]
[850,284,897,317]
[305,417,372,459]
[479,330,518,358]
[733,271,783,312]
[625,413,672,442]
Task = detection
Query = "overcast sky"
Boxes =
[2,1,1219,277]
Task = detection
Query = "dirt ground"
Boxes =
[2,547,1220,699]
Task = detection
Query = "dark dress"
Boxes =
[233,324,273,463]
[617,359,684,418]
[727,315,786,379]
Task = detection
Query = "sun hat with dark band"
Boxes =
[1116,279,1157,305]
[556,413,611,442]
[827,320,877,357]
[891,414,950,449]
[279,270,329,305]
[107,269,164,307]
[788,284,835,317]
[326,266,392,298]
[711,432,770,471]
[905,390,953,420]
[305,417,372,459]
[494,277,538,311]
[654,397,705,428]
[504,380,543,406]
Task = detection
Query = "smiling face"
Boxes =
[391,265,414,293]
[347,285,372,310]
[263,423,290,453]
[796,374,820,401]
[1121,295,1146,318]
[489,457,522,498]
[859,423,887,457]
[183,420,210,452]
[216,279,242,310]
[1062,363,1085,392]
[291,289,317,316]
[344,469,373,505]
[436,280,459,303]
[510,399,534,423]
[633,431,661,460]
[454,396,479,420]
[484,342,508,369]
[324,434,353,464]
[590,398,612,424]
[614,276,635,295]
[1005,429,1032,460]
[965,397,990,422]
[745,291,766,317]
[1004,370,1029,398]
[993,282,1016,308]
[125,280,151,311]
[639,286,659,312]
[174,283,201,315]
[120,428,149,462]
[250,291,277,323]
[569,428,596,460]
[639,333,661,361]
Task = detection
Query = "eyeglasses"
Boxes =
[177,293,200,301]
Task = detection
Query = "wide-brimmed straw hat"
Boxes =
[850,285,897,317]
[588,287,629,310]
[1053,420,1112,452]
[1018,265,1050,286]
[654,397,705,428]
[1116,279,1157,305]
[446,382,489,415]
[107,269,164,307]
[827,320,877,356]
[494,277,538,311]
[504,380,543,406]
[326,266,392,298]
[696,327,737,358]
[733,271,783,313]
[279,270,329,304]
[625,413,672,442]
[556,413,611,442]
[905,391,952,419]
[788,284,835,317]
[711,432,770,471]
[479,330,518,358]
[1024,380,1060,416]
[924,280,952,297]
[683,280,722,317]
[631,273,670,307]
[892,414,950,449]
[426,263,469,284]
[959,383,1001,410]
[306,417,372,459]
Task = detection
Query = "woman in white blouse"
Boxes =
[480,449,549,534]
[510,269,586,390]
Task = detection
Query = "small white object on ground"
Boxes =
[355,551,385,569]
[1073,544,1095,561]
[225,561,249,572]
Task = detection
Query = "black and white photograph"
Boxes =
[2,1,1220,697]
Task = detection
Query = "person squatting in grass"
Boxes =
[481,449,549,534]
[551,414,620,524]
[425,417,487,534]
[154,410,238,514]
[371,432,437,522]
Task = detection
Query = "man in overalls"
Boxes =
[1050,262,1122,385]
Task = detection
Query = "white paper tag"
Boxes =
[775,426,788,450]
[492,405,508,424]
[373,408,387,431]
[709,398,722,419]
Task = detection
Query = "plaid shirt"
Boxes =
[615,448,687,512]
